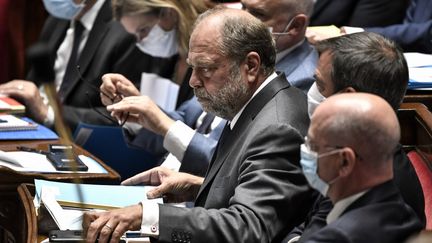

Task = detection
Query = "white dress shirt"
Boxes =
[140,72,279,236]
[41,0,106,126]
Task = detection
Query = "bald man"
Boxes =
[297,93,422,243]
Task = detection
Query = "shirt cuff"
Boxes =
[43,105,55,127]
[163,121,196,162]
[140,200,160,237]
[287,236,301,243]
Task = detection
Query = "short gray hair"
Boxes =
[193,7,276,75]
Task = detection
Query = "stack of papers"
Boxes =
[404,52,432,89]
[34,179,162,233]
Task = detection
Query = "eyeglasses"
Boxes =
[77,65,129,126]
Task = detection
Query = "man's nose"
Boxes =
[189,69,202,88]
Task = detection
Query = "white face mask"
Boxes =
[269,16,296,36]
[42,0,85,20]
[307,82,326,118]
[136,24,178,58]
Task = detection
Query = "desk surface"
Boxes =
[0,139,120,243]
[0,139,120,184]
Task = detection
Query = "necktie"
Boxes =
[59,21,84,100]
[196,113,215,134]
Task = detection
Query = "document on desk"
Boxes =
[34,179,162,231]
[404,52,432,89]
[0,151,107,173]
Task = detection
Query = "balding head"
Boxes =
[312,93,400,170]
[308,93,399,201]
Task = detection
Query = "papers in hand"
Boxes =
[140,72,179,111]
[0,150,107,173]
[0,114,37,131]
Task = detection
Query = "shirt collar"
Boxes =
[275,39,305,63]
[326,190,368,224]
[229,72,278,129]
[76,0,105,31]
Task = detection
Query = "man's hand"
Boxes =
[100,73,139,106]
[0,80,48,123]
[122,166,204,203]
[83,204,142,243]
[107,96,175,136]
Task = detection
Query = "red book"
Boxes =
[0,96,25,114]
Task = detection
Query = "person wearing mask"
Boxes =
[0,0,171,132]
[99,0,318,176]
[83,7,314,242]
[285,32,425,243]
[241,0,317,92]
[297,93,422,243]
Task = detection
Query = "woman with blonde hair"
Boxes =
[109,0,207,89]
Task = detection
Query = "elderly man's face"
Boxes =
[241,0,295,51]
[314,50,336,98]
[188,21,251,120]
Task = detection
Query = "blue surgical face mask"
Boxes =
[300,144,341,196]
[42,0,85,20]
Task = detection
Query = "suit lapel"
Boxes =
[61,0,112,99]
[195,73,291,203]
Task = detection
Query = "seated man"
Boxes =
[297,93,423,242]
[83,7,314,243]
[100,0,317,176]
[306,32,425,225]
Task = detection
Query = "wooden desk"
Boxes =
[399,103,432,154]
[0,139,121,243]
[404,89,432,111]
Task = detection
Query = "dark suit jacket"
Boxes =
[298,180,423,243]
[156,73,315,243]
[284,146,426,242]
[311,0,407,27]
[27,0,178,132]
[366,0,432,53]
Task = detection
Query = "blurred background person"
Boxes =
[110,0,207,107]
[310,0,408,27]
[0,0,155,132]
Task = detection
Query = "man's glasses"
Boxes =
[77,66,129,126]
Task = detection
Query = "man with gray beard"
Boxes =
[83,7,314,243]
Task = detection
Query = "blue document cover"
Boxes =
[34,179,160,210]
[0,117,58,140]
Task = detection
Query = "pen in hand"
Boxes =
[16,146,50,155]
